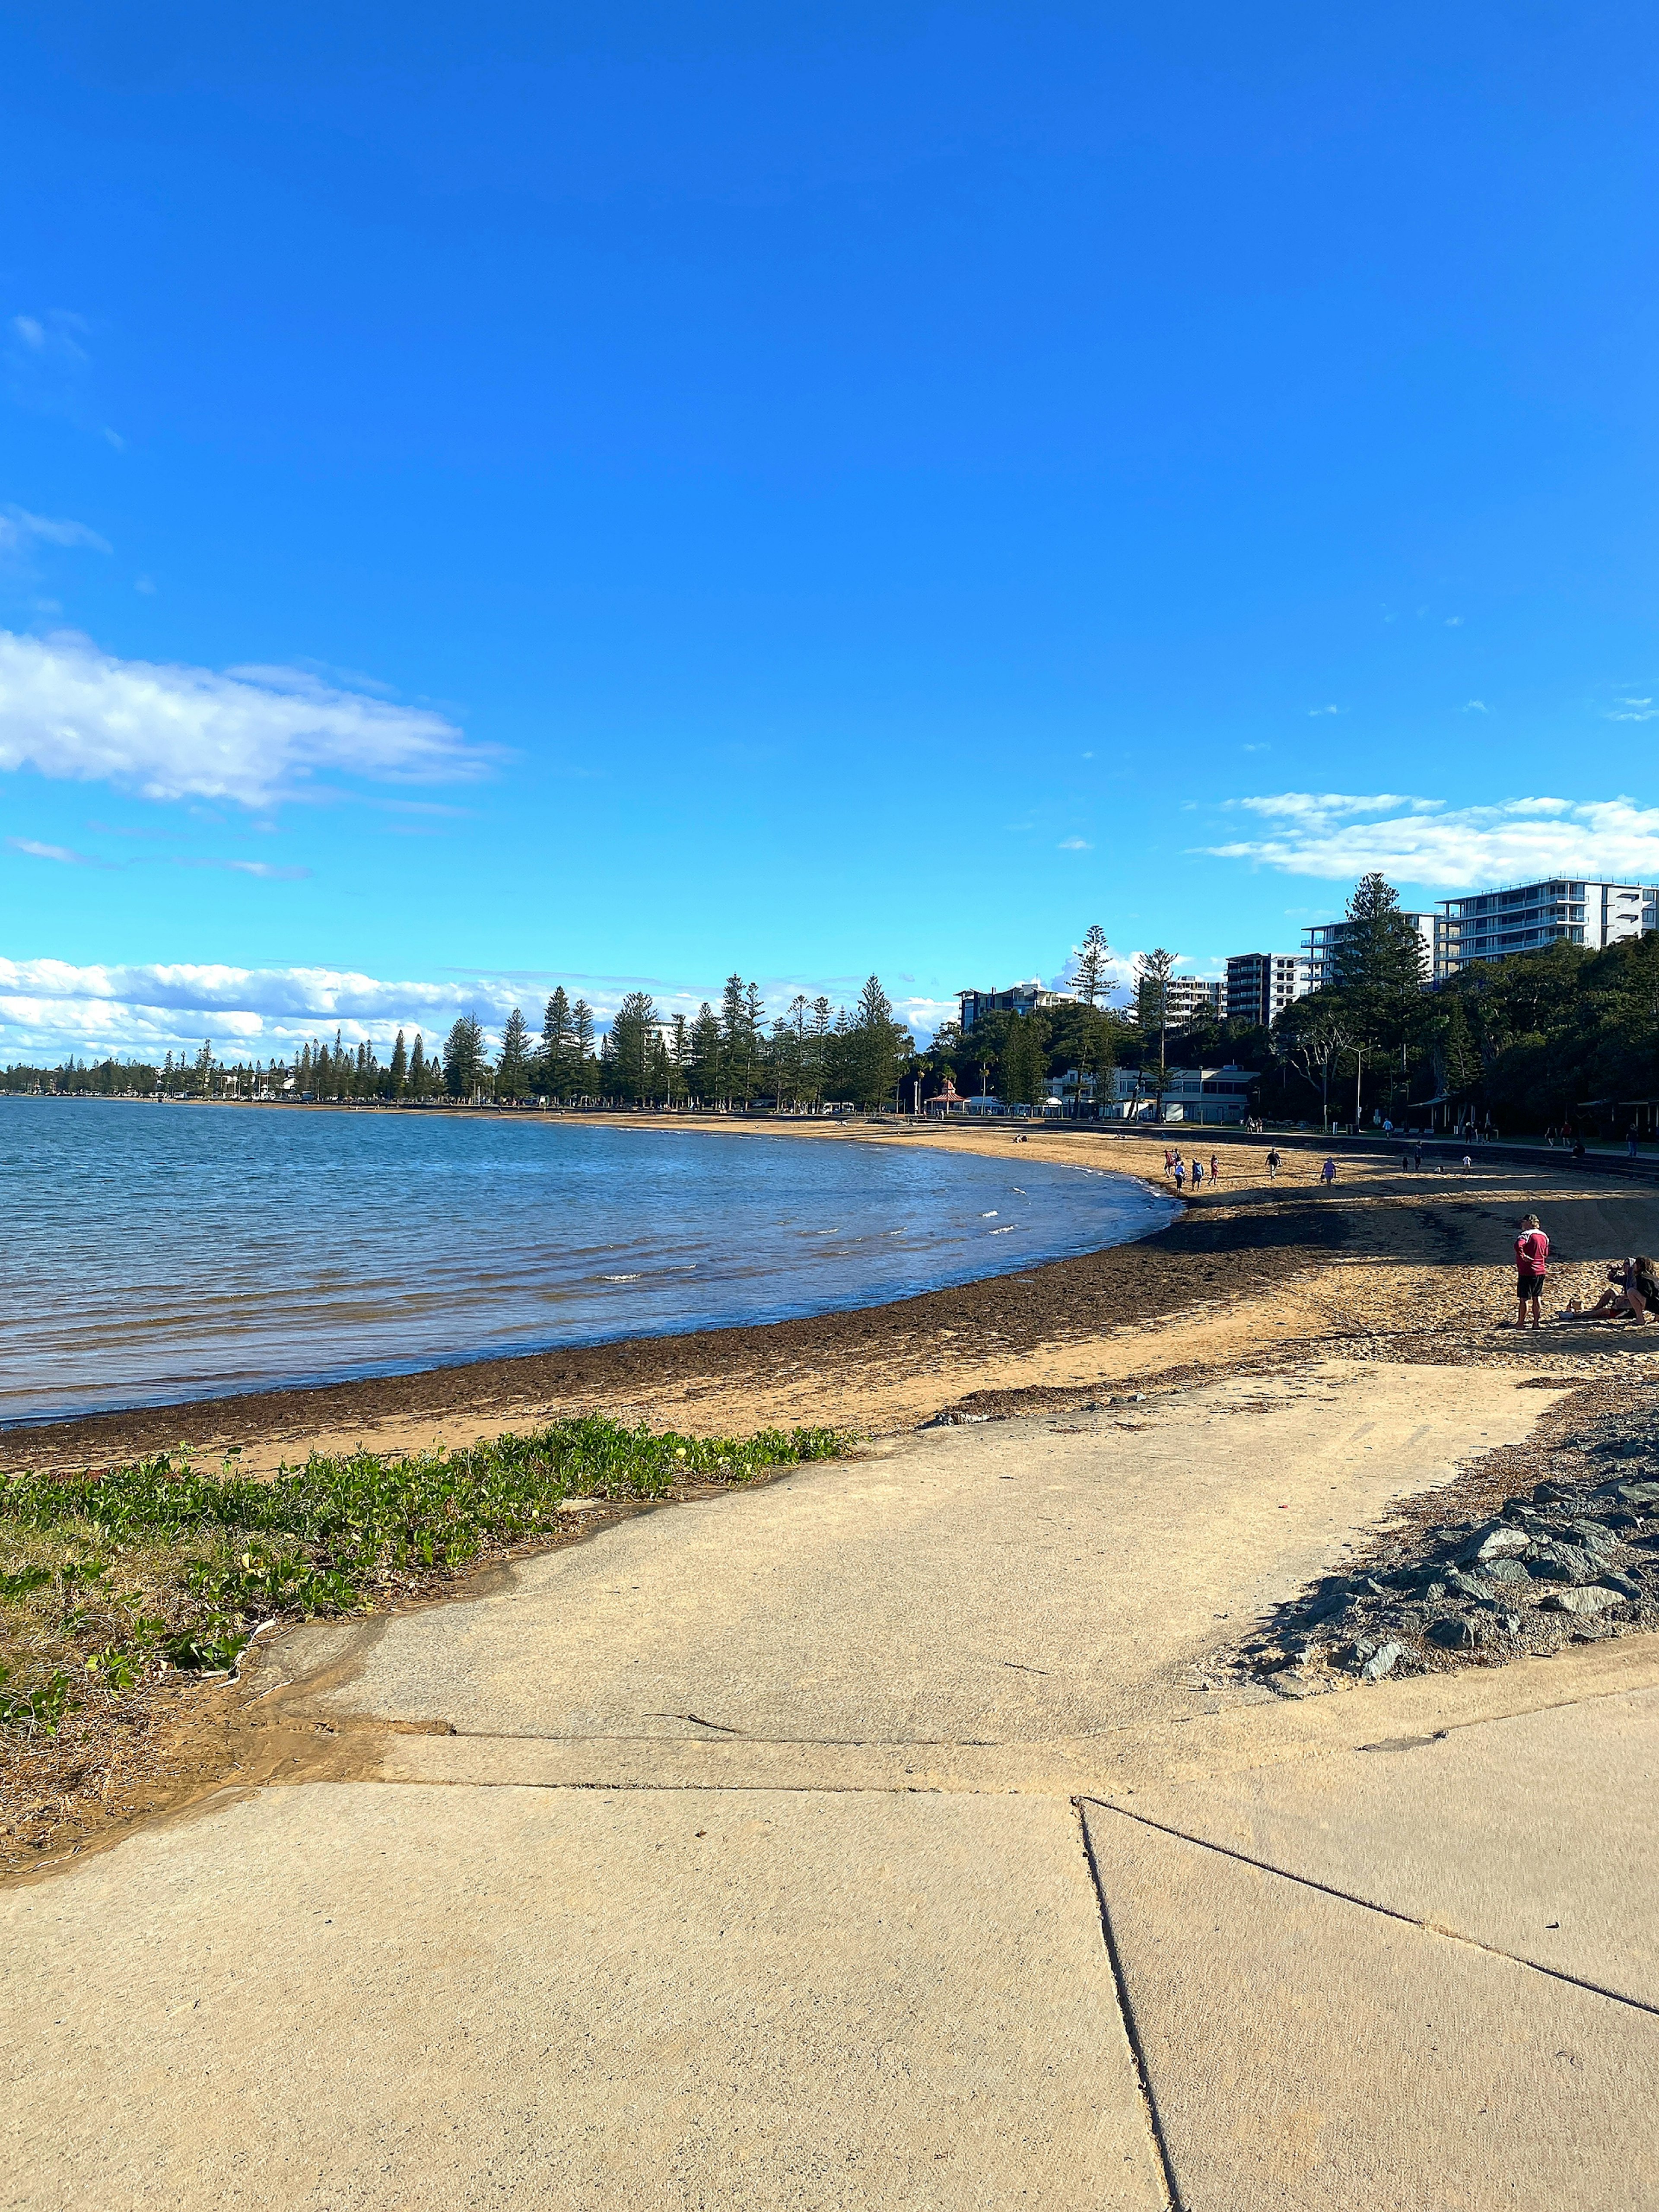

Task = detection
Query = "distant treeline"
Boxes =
[2,975,919,1114]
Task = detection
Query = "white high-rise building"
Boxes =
[1437,879,1659,968]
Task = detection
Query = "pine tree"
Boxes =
[389,1029,408,1096]
[1135,949,1178,1081]
[497,1007,531,1101]
[848,976,910,1110]
[719,975,750,1107]
[689,1002,722,1104]
[607,993,657,1103]
[540,988,572,1100]
[408,1033,426,1095]
[1071,923,1111,1008]
[443,1013,486,1100]
[1332,873,1427,1058]
[571,999,596,1099]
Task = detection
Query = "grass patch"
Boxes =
[0,1416,843,1738]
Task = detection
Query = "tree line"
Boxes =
[0,974,918,1114]
[7,899,1656,1131]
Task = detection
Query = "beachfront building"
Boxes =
[1223,952,1306,1027]
[1435,878,1659,969]
[1161,975,1223,1024]
[1303,910,1457,989]
[957,980,1075,1032]
[1105,1064,1255,1125]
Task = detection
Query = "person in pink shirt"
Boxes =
[1514,1212,1548,1329]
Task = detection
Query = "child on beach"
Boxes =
[1319,1157,1337,1188]
[1209,1153,1220,1183]
[1172,1154,1185,1192]
[1191,1157,1204,1190]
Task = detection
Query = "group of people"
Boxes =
[1511,1213,1659,1328]
[1163,1147,1221,1193]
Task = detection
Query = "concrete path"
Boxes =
[7,1362,1659,2208]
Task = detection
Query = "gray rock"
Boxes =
[1567,1519,1618,1552]
[1526,1545,1596,1585]
[1443,1570,1498,1605]
[1459,1522,1532,1564]
[1428,1615,1483,1650]
[1538,1586,1626,1616]
[1422,1579,1447,1603]
[1595,1573,1642,1600]
[1360,1642,1402,1681]
[1615,1481,1659,1505]
[1482,1557,1532,1584]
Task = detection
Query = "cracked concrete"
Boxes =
[6,1359,1659,2209]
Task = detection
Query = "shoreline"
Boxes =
[9,1122,1659,1476]
[1,1170,1335,1472]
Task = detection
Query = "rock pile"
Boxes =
[1242,1430,1659,1691]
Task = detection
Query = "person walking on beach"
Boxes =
[1319,1156,1338,1189]
[1172,1154,1185,1192]
[1191,1157,1204,1191]
[1209,1152,1220,1184]
[1265,1147,1281,1181]
[1513,1212,1548,1329]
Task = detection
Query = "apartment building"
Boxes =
[1303,910,1457,989]
[1437,879,1659,967]
[957,981,1076,1032]
[1223,952,1306,1028]
[1166,975,1222,1023]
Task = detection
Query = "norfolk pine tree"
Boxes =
[497,1007,531,1100]
[1135,949,1178,1081]
[443,1013,487,1100]
[1071,923,1111,1007]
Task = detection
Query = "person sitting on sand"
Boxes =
[1560,1257,1659,1323]
[1513,1213,1548,1329]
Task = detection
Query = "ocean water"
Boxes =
[1,1100,1178,1425]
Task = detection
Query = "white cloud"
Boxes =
[0,506,111,557]
[1465,699,1488,713]
[174,857,311,881]
[1307,705,1343,717]
[1205,791,1659,888]
[7,836,113,869]
[1445,615,1464,627]
[1057,836,1092,850]
[0,630,485,805]
[1609,698,1657,722]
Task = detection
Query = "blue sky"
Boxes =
[5,2,1659,1060]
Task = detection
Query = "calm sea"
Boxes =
[2,1101,1177,1425]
